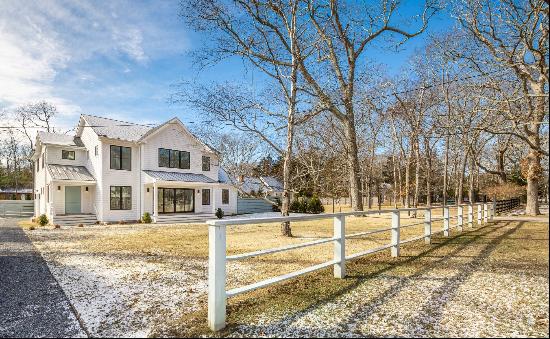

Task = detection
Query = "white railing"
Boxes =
[206,202,499,331]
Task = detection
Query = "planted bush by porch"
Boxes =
[142,212,152,224]
[38,214,49,226]
[289,196,324,214]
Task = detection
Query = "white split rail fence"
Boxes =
[206,202,501,331]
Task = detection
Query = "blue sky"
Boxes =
[0,0,454,133]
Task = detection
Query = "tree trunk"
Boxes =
[344,117,364,211]
[413,140,420,216]
[525,133,541,215]
[456,151,467,204]
[468,153,475,203]
[443,134,449,206]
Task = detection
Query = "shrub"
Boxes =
[37,214,49,226]
[77,223,84,228]
[307,196,325,214]
[215,208,224,219]
[289,199,302,213]
[29,225,36,230]
[142,212,152,224]
[54,224,61,229]
[272,197,281,212]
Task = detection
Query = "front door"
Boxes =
[65,186,81,214]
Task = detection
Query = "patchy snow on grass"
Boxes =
[27,226,209,337]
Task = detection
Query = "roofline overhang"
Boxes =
[50,180,97,185]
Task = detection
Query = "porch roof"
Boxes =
[143,170,217,184]
[47,164,96,182]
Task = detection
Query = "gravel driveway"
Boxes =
[0,218,86,338]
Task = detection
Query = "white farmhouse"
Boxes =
[31,115,237,225]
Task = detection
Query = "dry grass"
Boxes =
[22,209,546,337]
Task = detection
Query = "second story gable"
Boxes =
[74,115,220,180]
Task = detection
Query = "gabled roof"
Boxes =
[79,114,151,142]
[47,164,95,182]
[37,131,84,147]
[138,117,218,154]
[143,170,217,183]
[260,176,284,191]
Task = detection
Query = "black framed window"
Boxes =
[179,151,190,169]
[158,148,170,167]
[202,156,211,171]
[42,154,44,168]
[36,160,39,172]
[95,145,98,156]
[170,149,179,168]
[110,186,132,210]
[62,150,75,160]
[110,145,131,170]
[202,189,210,205]
[158,148,190,169]
[222,189,229,204]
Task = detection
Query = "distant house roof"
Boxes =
[260,176,284,191]
[80,114,151,142]
[37,131,84,147]
[47,164,96,181]
[0,188,32,194]
[237,176,283,195]
[143,170,218,183]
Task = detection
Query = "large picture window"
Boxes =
[62,150,75,160]
[110,145,131,170]
[158,148,190,169]
[110,186,132,210]
[202,156,210,171]
[222,189,229,204]
[202,189,210,205]
[157,188,194,213]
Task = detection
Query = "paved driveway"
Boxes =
[0,218,86,338]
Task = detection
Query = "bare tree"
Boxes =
[455,0,549,215]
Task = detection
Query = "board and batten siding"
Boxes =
[141,125,219,181]
[79,123,103,218]
[100,139,141,222]
[45,145,88,167]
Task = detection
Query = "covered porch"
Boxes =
[143,170,229,223]
[47,164,97,225]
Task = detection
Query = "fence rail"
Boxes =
[495,198,521,214]
[206,199,518,331]
[0,200,34,218]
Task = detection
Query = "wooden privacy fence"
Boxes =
[206,200,518,331]
[0,200,34,218]
[495,198,521,214]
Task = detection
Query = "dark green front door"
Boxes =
[65,186,81,214]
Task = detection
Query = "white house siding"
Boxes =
[141,125,219,181]
[79,124,103,219]
[45,145,88,167]
[100,139,141,222]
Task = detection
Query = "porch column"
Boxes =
[212,186,218,213]
[153,180,158,222]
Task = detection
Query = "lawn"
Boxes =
[21,212,549,337]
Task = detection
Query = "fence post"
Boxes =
[208,224,227,332]
[477,204,482,225]
[424,208,432,244]
[483,203,488,223]
[333,215,346,279]
[443,206,450,236]
[391,210,400,257]
[468,204,473,227]
[492,198,496,220]
[457,205,464,232]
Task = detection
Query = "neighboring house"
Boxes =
[237,175,284,198]
[31,115,237,225]
[0,188,33,200]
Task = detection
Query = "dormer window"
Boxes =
[62,150,75,160]
[202,156,210,171]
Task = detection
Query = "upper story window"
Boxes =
[95,145,98,156]
[202,156,211,171]
[110,145,131,171]
[158,148,190,169]
[62,150,75,160]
